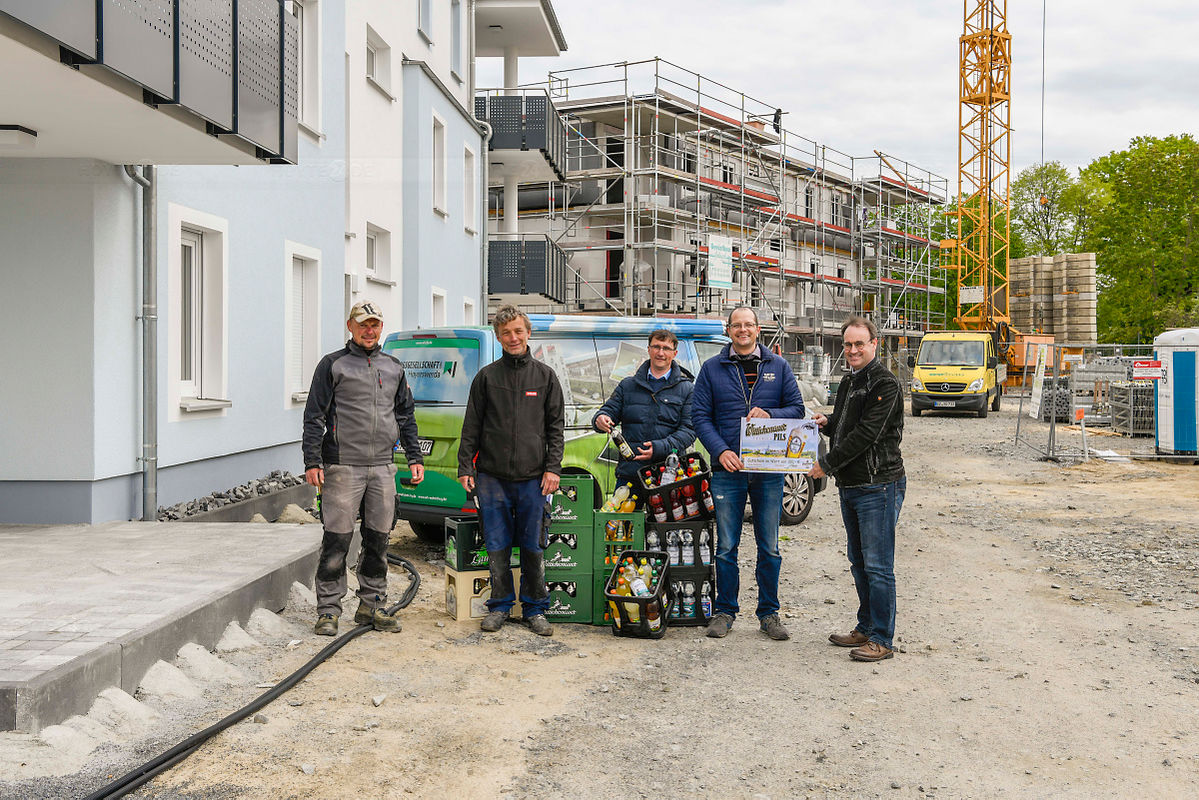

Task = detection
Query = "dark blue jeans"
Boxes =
[839,477,906,649]
[474,472,549,617]
[710,470,785,621]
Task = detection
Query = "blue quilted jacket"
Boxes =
[592,360,695,482]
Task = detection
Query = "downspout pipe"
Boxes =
[124,164,157,521]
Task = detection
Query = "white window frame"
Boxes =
[431,287,447,327]
[450,0,463,80]
[463,143,477,234]
[365,25,392,97]
[432,112,447,216]
[418,0,433,43]
[167,204,230,419]
[285,241,322,405]
[364,223,393,284]
[290,0,321,134]
[179,228,203,400]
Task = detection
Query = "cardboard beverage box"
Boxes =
[445,516,519,572]
[445,566,521,621]
[548,475,596,529]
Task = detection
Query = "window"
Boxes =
[721,163,735,185]
[365,25,391,94]
[531,338,605,410]
[463,298,476,325]
[432,114,447,215]
[290,0,320,130]
[463,145,477,232]
[365,223,391,282]
[450,0,463,78]
[431,288,447,327]
[804,185,814,219]
[169,205,229,415]
[418,0,433,42]
[286,244,321,402]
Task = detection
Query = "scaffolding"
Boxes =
[489,58,949,356]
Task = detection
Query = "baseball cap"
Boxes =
[349,301,383,323]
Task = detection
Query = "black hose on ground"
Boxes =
[80,554,421,800]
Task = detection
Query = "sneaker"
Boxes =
[706,612,733,638]
[354,603,401,633]
[849,641,894,662]
[759,613,790,641]
[480,610,509,632]
[313,614,338,636]
[525,614,553,637]
[829,629,870,647]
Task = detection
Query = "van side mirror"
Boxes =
[906,355,915,368]
[987,356,998,369]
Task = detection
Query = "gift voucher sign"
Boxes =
[739,418,820,473]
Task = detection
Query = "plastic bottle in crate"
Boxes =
[680,530,695,566]
[700,479,716,514]
[638,558,655,589]
[641,466,657,489]
[669,582,683,618]
[681,483,700,518]
[646,528,660,550]
[647,493,668,523]
[670,490,685,521]
[700,581,713,619]
[619,494,638,513]
[699,527,712,566]
[666,530,681,565]
[664,449,680,476]
[681,581,696,619]
[601,483,632,512]
[614,578,640,622]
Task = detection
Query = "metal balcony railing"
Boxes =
[488,235,566,303]
[0,0,298,163]
[475,88,567,182]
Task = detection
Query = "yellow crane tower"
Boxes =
[946,0,1012,338]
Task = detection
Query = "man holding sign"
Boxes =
[810,316,905,662]
[692,307,805,640]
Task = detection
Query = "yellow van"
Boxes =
[907,331,1004,418]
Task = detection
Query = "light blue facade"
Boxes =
[401,62,484,329]
[0,4,346,524]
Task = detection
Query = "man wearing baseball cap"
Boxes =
[303,301,424,636]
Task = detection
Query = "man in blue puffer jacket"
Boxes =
[692,307,805,641]
[592,329,695,485]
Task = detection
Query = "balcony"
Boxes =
[0,0,297,164]
[489,234,566,304]
[475,88,567,183]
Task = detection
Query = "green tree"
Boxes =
[1084,135,1199,342]
[1010,161,1102,255]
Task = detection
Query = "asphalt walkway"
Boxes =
[0,521,321,732]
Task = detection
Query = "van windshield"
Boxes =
[384,338,479,405]
[918,340,985,367]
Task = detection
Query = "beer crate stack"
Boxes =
[444,516,520,622]
[544,475,599,624]
[637,452,717,627]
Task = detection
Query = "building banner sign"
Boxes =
[738,418,820,473]
[708,235,734,289]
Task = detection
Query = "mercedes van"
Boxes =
[908,331,1005,418]
[382,314,825,539]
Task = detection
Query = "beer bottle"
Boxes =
[611,427,636,460]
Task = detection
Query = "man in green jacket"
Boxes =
[458,305,565,636]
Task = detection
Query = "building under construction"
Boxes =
[485,59,949,361]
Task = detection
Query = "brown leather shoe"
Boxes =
[829,629,869,647]
[849,641,894,662]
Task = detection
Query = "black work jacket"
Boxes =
[819,357,905,488]
[457,348,565,481]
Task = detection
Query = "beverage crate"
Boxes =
[636,452,714,522]
[602,550,673,639]
[444,516,519,572]
[592,512,645,571]
[544,523,594,575]
[548,475,595,529]
[646,519,715,570]
[445,566,521,621]
[544,576,593,624]
[666,564,716,627]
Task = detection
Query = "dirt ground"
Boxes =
[5,403,1199,799]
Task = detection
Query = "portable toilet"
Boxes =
[1154,328,1199,456]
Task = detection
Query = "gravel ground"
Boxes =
[3,402,1197,799]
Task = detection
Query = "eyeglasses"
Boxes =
[728,323,758,331]
[648,344,676,352]
[843,340,873,351]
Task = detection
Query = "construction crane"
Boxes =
[944,0,1013,351]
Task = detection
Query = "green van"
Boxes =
[382,314,823,540]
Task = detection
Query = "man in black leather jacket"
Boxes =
[811,315,906,662]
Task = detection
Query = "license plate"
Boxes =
[933,400,956,408]
[417,437,435,456]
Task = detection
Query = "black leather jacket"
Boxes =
[819,357,905,488]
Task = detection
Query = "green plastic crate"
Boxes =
[544,523,594,574]
[592,512,645,573]
[548,475,596,529]
[444,517,518,572]
[545,576,593,624]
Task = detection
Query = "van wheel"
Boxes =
[977,404,988,419]
[410,522,444,543]
[991,388,1002,411]
[911,406,922,417]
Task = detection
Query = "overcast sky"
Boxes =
[478,0,1199,189]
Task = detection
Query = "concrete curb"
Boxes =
[180,483,318,523]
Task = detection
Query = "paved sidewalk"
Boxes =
[0,521,321,732]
